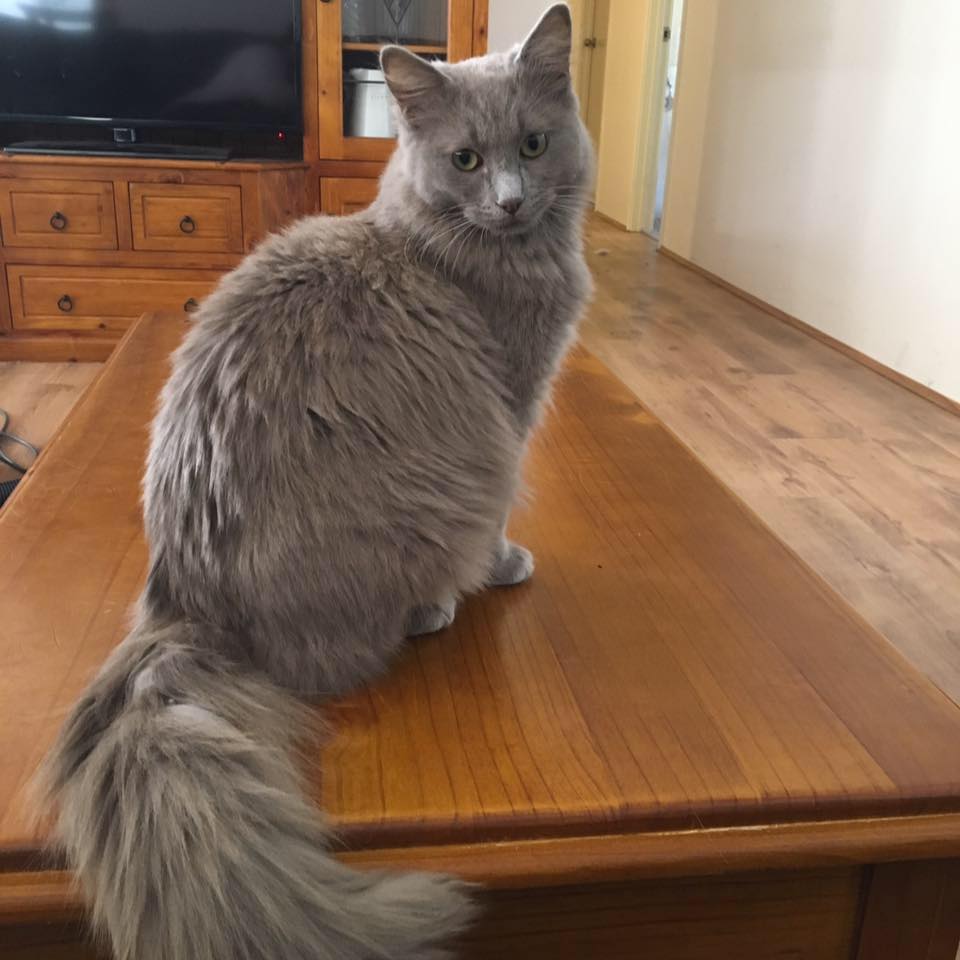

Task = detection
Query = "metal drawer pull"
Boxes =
[57,294,73,312]
[50,211,68,231]
[183,297,200,314]
[179,215,197,234]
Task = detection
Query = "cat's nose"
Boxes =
[497,197,523,216]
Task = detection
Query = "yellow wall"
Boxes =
[593,0,654,228]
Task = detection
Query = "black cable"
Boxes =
[0,407,40,475]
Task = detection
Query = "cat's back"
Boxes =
[146,211,517,546]
[184,212,493,360]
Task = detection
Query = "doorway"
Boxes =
[569,0,610,150]
[652,0,684,236]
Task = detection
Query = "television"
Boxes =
[0,0,302,160]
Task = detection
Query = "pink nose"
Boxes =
[497,197,523,216]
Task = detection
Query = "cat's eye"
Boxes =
[520,133,548,159]
[452,149,482,172]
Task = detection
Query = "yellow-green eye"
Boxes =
[520,133,548,159]
[452,149,482,172]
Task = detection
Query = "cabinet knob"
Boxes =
[179,215,197,234]
[50,211,68,231]
[57,294,73,313]
[183,297,200,314]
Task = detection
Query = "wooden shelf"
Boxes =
[342,42,446,54]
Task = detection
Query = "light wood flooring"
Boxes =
[0,221,957,709]
[581,217,960,706]
[0,362,100,483]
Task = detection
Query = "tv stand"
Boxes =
[5,140,232,162]
[0,152,314,361]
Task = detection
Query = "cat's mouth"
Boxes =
[473,208,542,236]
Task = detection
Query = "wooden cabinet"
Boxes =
[0,179,117,250]
[129,183,244,254]
[0,1,488,359]
[0,160,311,360]
[320,177,379,216]
[7,265,221,333]
[311,0,486,164]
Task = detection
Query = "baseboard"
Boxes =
[658,247,960,419]
[592,208,628,231]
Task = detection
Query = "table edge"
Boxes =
[4,810,960,923]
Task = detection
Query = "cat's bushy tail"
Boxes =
[39,616,476,960]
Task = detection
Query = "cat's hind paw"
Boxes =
[489,541,534,586]
[405,598,457,637]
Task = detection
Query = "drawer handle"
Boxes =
[57,294,73,313]
[179,215,197,234]
[183,297,200,314]
[50,211,68,231]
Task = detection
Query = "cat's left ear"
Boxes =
[517,3,573,82]
[381,46,447,127]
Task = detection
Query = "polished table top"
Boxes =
[2,312,960,886]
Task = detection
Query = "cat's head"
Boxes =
[381,3,593,235]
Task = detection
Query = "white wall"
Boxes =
[663,0,960,403]
[487,0,555,52]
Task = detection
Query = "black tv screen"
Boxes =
[0,0,301,132]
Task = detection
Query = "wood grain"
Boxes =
[580,218,960,709]
[0,868,866,960]
[473,0,489,56]
[0,335,116,363]
[128,183,243,254]
[7,266,221,332]
[319,177,379,216]
[449,0,476,62]
[315,0,346,161]
[3,314,960,870]
[856,860,960,959]
[300,0,320,163]
[0,180,117,250]
[3,924,103,960]
[0,360,99,484]
[0,157,308,359]
[462,869,862,959]
[0,258,11,333]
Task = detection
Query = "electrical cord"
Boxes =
[0,407,40,475]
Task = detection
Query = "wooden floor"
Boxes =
[0,362,100,483]
[1,219,958,712]
[581,217,960,706]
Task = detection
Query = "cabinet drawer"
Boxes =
[320,178,379,216]
[129,183,243,252]
[0,179,117,249]
[7,265,222,333]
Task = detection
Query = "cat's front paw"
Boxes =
[405,598,456,637]
[489,541,534,586]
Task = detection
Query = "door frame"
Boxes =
[629,0,681,233]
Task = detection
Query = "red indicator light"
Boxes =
[276,130,286,141]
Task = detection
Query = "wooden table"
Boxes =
[3,312,960,958]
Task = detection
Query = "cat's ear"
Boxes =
[381,47,447,126]
[517,3,573,80]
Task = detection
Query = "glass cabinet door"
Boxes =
[317,0,476,161]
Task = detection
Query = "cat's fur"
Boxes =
[40,6,593,959]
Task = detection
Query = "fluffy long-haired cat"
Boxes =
[41,6,593,959]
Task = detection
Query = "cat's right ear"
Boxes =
[381,47,447,127]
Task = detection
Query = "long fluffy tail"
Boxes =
[40,617,476,960]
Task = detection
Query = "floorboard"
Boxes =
[0,362,100,483]
[580,217,960,706]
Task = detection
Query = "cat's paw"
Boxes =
[489,541,534,586]
[405,598,457,637]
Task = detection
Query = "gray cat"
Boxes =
[40,5,593,959]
